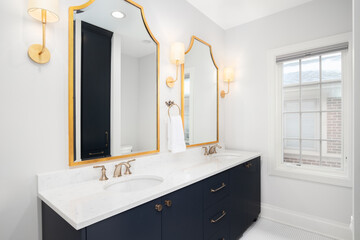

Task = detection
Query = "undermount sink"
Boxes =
[104,175,164,193]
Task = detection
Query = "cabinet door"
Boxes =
[42,202,86,240]
[81,21,112,160]
[87,199,162,240]
[229,157,261,240]
[162,182,203,240]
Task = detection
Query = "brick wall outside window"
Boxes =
[283,97,342,169]
[327,97,342,154]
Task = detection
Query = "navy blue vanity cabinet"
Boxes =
[229,157,261,240]
[86,198,162,240]
[42,202,86,240]
[161,181,203,240]
[203,171,230,240]
[42,156,261,240]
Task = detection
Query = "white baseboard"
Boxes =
[260,203,352,240]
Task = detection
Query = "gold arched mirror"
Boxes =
[181,36,219,147]
[68,0,159,166]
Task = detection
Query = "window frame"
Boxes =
[268,33,353,187]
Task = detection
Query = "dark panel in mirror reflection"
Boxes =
[70,0,159,165]
[81,22,112,160]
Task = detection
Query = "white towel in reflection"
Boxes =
[168,116,186,153]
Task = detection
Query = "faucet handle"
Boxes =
[124,159,136,175]
[202,146,209,156]
[93,165,108,181]
[127,159,136,164]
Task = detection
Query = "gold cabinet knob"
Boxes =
[245,162,253,168]
[155,204,163,212]
[164,200,172,207]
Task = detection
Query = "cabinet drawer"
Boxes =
[203,171,229,208]
[204,197,230,239]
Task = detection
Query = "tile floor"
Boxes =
[241,218,336,240]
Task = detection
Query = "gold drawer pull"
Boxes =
[210,210,226,223]
[210,182,226,193]
[89,151,104,156]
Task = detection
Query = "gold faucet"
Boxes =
[113,159,136,177]
[208,144,222,154]
[93,165,108,181]
[202,146,209,156]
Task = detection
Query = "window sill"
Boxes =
[269,163,352,187]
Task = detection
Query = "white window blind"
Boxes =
[276,42,348,63]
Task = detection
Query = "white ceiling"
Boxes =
[186,0,313,30]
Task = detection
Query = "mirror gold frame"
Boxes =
[68,0,160,166]
[181,35,219,148]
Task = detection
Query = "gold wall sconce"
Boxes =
[28,0,59,64]
[221,67,234,98]
[166,42,185,88]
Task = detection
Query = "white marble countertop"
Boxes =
[37,149,260,230]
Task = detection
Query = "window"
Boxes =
[282,52,343,169]
[268,33,352,186]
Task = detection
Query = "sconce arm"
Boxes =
[166,60,180,88]
[39,9,47,55]
[220,81,230,98]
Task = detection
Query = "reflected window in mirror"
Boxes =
[181,36,219,147]
[69,0,159,166]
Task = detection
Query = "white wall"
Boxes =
[110,33,122,156]
[121,53,139,149]
[0,0,225,239]
[137,53,157,151]
[353,0,360,238]
[224,0,352,230]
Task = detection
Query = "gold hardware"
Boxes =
[93,165,108,181]
[165,101,181,117]
[105,131,109,148]
[210,210,227,223]
[164,200,172,207]
[203,144,221,156]
[210,183,226,193]
[28,1,59,65]
[155,204,163,212]
[28,9,51,64]
[113,159,136,177]
[166,60,179,88]
[245,162,253,168]
[208,144,222,154]
[89,151,105,156]
[202,146,209,156]
[68,0,160,167]
[180,35,219,148]
[167,42,185,88]
[221,67,234,98]
[220,81,230,98]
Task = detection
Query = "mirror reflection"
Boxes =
[182,36,218,146]
[70,0,158,163]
